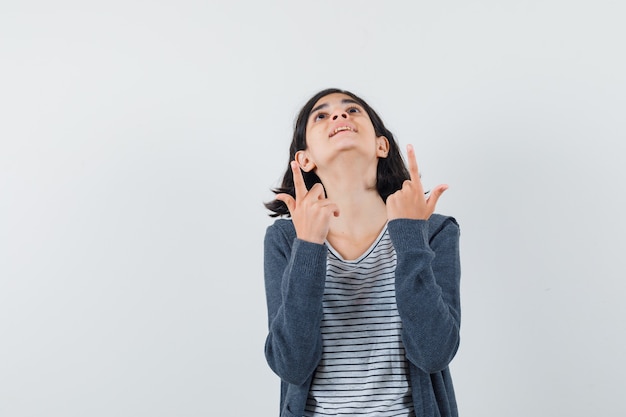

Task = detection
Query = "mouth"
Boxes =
[329,125,357,138]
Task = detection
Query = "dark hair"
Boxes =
[265,88,410,217]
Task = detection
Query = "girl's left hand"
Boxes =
[386,144,448,221]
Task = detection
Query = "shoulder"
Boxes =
[427,213,460,240]
[264,218,297,248]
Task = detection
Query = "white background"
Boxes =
[1,1,625,416]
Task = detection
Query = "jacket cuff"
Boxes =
[288,238,328,291]
[387,219,430,253]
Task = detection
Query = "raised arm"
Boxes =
[263,222,327,385]
[388,216,461,373]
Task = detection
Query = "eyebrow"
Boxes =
[310,98,362,116]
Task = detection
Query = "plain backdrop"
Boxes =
[1,1,625,416]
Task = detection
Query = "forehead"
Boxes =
[310,93,362,112]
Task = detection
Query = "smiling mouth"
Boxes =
[329,126,356,138]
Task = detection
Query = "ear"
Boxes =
[295,150,317,172]
[376,136,390,158]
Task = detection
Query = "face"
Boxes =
[297,93,388,172]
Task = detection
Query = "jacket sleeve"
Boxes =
[387,216,461,373]
[263,221,327,385]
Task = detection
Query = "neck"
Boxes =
[317,165,388,237]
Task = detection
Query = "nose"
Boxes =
[331,109,348,120]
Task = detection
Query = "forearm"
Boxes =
[264,237,327,385]
[388,218,461,373]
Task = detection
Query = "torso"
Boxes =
[304,225,415,416]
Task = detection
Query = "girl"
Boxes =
[263,88,461,417]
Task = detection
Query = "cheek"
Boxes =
[304,127,325,145]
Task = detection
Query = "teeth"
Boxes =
[331,126,353,136]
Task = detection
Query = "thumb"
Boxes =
[275,193,296,214]
[426,184,448,210]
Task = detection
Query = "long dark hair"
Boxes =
[265,88,410,217]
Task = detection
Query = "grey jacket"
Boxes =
[263,215,461,417]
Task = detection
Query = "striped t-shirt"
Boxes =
[304,224,414,417]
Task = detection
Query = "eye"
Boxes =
[347,106,361,114]
[313,112,328,121]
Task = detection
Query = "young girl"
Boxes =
[263,88,461,417]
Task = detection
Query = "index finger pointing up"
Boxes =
[406,144,420,182]
[291,160,308,199]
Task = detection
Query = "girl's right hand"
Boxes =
[275,161,340,244]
